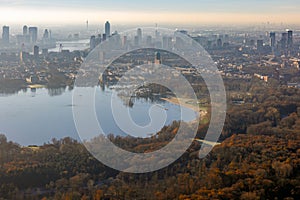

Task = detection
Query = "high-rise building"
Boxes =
[90,35,96,50]
[162,36,172,50]
[146,35,152,46]
[257,40,264,52]
[29,27,38,43]
[122,36,128,47]
[281,32,288,49]
[270,32,276,47]
[154,52,161,64]
[224,34,229,42]
[95,34,102,45]
[34,45,39,58]
[2,26,9,45]
[102,33,107,41]
[105,21,110,37]
[287,30,293,49]
[43,29,49,39]
[137,28,142,44]
[134,36,139,46]
[217,38,223,48]
[23,25,28,35]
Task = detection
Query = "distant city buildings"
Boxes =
[235,29,296,56]
[2,26,9,45]
[90,21,119,50]
[0,23,299,93]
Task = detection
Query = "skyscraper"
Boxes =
[105,21,110,37]
[34,45,39,58]
[137,28,142,44]
[154,52,161,64]
[281,32,288,50]
[2,26,9,45]
[217,38,223,48]
[23,25,28,35]
[102,33,107,41]
[287,30,293,49]
[90,35,96,50]
[29,27,38,43]
[270,32,276,48]
[257,40,264,52]
[134,36,139,46]
[43,29,49,39]
[146,35,152,46]
[162,36,172,50]
[122,36,128,47]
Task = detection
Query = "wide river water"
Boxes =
[0,87,197,146]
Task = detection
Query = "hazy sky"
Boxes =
[0,0,299,25]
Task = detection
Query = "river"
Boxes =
[49,39,90,52]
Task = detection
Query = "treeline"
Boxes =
[0,114,299,199]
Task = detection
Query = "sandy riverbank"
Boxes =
[161,97,206,113]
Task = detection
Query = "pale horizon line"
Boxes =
[0,7,300,27]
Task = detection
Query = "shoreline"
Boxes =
[161,97,199,112]
[161,96,209,119]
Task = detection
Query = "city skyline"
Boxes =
[0,0,300,25]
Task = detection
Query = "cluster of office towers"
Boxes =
[90,21,174,51]
[90,21,111,49]
[269,30,293,52]
[1,25,51,46]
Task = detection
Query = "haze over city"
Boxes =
[0,0,300,25]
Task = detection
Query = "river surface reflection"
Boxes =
[0,87,197,146]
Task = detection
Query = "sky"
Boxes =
[0,0,299,26]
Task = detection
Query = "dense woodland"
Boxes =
[0,77,300,199]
